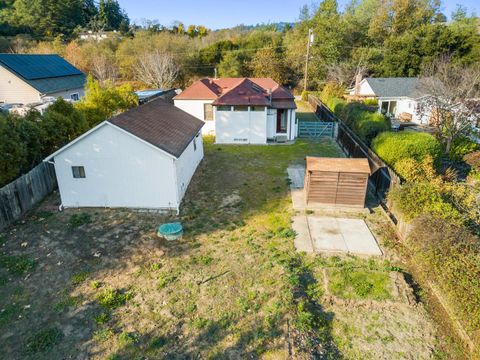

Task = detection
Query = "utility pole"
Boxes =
[303,28,314,92]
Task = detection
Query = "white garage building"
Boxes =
[174,77,297,144]
[45,98,204,212]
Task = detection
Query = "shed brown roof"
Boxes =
[306,157,371,174]
[109,98,204,158]
[174,77,296,109]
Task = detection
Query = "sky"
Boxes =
[120,0,478,30]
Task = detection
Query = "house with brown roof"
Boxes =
[44,98,204,212]
[174,77,297,144]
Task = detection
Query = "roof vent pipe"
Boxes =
[268,88,272,103]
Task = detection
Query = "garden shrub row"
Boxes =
[371,131,443,174]
[408,216,480,339]
[323,95,390,144]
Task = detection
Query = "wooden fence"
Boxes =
[0,162,57,230]
[307,94,401,201]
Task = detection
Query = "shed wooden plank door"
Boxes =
[306,171,368,207]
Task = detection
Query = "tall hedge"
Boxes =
[409,217,480,337]
[324,97,389,144]
[371,131,443,169]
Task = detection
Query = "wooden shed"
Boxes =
[304,157,371,207]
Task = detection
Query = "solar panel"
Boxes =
[0,54,83,80]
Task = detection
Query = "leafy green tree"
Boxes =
[98,0,129,32]
[217,52,245,77]
[0,114,28,185]
[249,47,286,84]
[40,98,89,155]
[75,75,138,126]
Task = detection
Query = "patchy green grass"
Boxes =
[329,268,392,301]
[0,254,36,275]
[296,100,320,122]
[24,327,63,354]
[0,133,444,359]
[68,212,92,228]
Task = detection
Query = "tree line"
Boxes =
[0,77,138,187]
[0,0,477,91]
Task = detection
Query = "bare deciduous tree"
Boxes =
[418,57,480,154]
[135,51,179,89]
[91,53,118,84]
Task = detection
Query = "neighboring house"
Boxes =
[174,77,297,144]
[0,54,86,105]
[349,77,428,124]
[44,98,204,212]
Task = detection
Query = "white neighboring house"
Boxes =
[44,98,204,213]
[174,77,297,144]
[0,54,86,105]
[349,77,429,124]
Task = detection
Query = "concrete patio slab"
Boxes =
[293,215,383,256]
[307,217,349,253]
[292,215,314,253]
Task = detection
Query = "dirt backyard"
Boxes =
[0,136,455,359]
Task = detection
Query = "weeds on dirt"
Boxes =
[93,328,115,342]
[0,254,36,275]
[68,213,92,228]
[70,271,89,286]
[118,331,139,346]
[97,288,134,310]
[24,327,63,354]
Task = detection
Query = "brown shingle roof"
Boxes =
[174,77,296,109]
[109,98,204,158]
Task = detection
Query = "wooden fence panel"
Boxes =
[0,162,57,230]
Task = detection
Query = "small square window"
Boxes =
[72,166,85,178]
[251,106,265,112]
[70,93,80,101]
[233,106,249,112]
[217,106,231,111]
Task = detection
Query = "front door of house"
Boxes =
[276,109,286,133]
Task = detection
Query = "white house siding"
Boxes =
[349,79,375,96]
[215,108,267,144]
[174,99,214,135]
[174,133,204,203]
[53,124,179,209]
[46,87,85,102]
[0,66,41,104]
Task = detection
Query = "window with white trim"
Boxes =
[70,93,80,101]
[72,166,86,178]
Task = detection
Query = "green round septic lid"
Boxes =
[158,222,183,235]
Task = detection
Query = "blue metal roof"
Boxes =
[0,54,83,80]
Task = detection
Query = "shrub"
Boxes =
[449,136,479,162]
[362,98,378,107]
[388,182,462,223]
[344,103,390,144]
[320,82,345,104]
[301,90,309,101]
[464,150,480,171]
[392,155,439,183]
[408,217,480,334]
[325,96,347,116]
[371,131,443,169]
